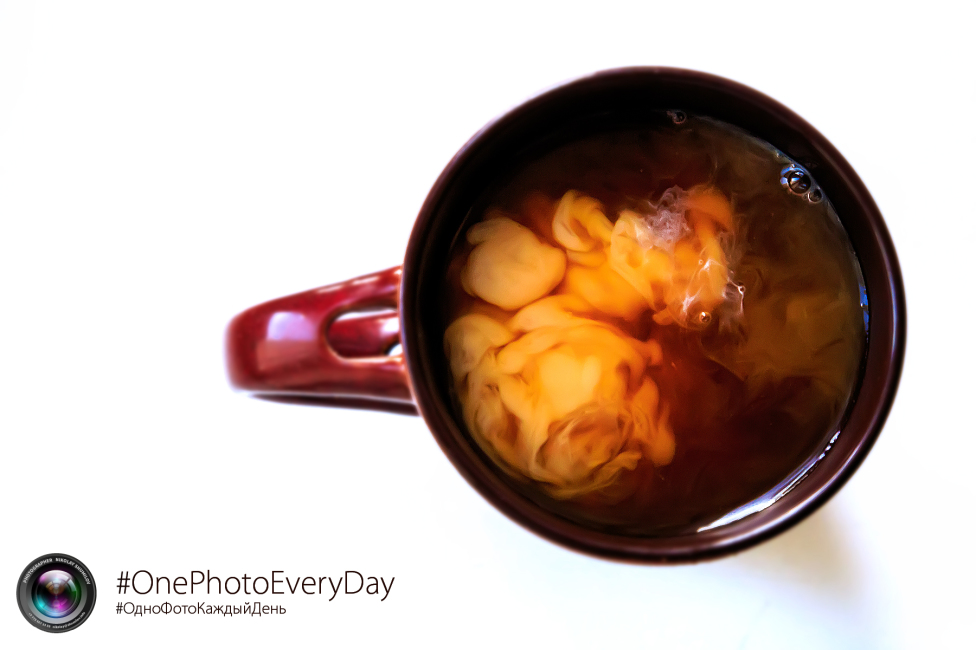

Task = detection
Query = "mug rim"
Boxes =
[399,67,906,562]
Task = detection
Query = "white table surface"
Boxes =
[1,1,972,647]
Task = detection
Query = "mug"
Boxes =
[225,68,905,562]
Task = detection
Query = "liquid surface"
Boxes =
[441,116,867,536]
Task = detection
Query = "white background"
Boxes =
[1,1,972,647]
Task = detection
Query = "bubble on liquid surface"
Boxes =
[783,168,812,194]
[667,110,687,125]
[808,188,823,203]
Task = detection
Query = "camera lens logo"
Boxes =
[16,554,97,633]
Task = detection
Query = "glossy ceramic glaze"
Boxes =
[226,267,413,410]
[226,67,906,562]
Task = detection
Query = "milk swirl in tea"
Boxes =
[442,115,867,535]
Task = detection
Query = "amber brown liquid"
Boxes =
[442,115,867,536]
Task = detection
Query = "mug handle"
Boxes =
[225,266,417,415]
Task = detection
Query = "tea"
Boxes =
[441,115,867,536]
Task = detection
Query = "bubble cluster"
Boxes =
[667,110,687,125]
[781,164,824,204]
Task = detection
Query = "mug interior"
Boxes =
[400,68,905,562]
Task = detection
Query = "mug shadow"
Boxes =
[252,394,419,416]
[726,501,863,602]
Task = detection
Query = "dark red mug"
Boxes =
[226,68,905,562]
